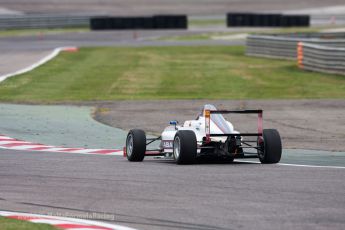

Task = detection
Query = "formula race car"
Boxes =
[124,104,282,164]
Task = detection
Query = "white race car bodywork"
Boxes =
[160,104,239,154]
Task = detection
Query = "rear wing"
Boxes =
[204,109,263,143]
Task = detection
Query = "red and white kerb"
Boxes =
[0,135,123,156]
[0,211,136,230]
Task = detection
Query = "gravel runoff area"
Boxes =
[93,99,345,152]
[1,0,345,15]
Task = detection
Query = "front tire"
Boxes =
[258,129,282,164]
[173,130,197,165]
[126,129,146,162]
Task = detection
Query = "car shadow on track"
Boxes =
[146,156,259,165]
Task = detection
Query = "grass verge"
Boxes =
[0,216,57,230]
[0,27,89,37]
[189,18,225,27]
[0,46,344,103]
[158,32,234,41]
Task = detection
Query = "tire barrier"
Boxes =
[0,14,90,29]
[227,13,310,27]
[154,15,188,29]
[90,15,188,30]
[246,33,345,60]
[297,42,345,76]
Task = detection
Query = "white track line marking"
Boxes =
[0,47,78,83]
[278,163,345,169]
[235,160,345,169]
[0,211,137,230]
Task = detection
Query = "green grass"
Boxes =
[0,216,57,230]
[0,46,344,103]
[189,19,225,27]
[0,27,89,37]
[158,32,233,41]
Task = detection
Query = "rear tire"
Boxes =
[173,130,197,165]
[126,129,146,162]
[258,129,282,164]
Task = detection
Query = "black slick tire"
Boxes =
[173,130,197,165]
[126,129,146,162]
[258,129,282,164]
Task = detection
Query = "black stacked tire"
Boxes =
[258,129,282,164]
[173,131,197,165]
[126,129,146,162]
[226,13,310,27]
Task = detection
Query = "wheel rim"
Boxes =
[173,136,181,160]
[127,134,134,157]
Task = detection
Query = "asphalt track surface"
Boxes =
[1,148,345,230]
[0,29,247,52]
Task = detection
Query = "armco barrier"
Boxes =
[298,42,345,75]
[0,14,90,29]
[246,33,345,60]
[90,15,187,30]
[227,13,309,27]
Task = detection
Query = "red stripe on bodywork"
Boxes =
[145,151,163,155]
